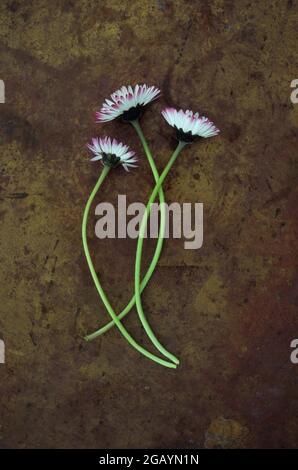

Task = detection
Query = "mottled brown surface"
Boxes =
[0,0,298,449]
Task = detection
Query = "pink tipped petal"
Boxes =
[87,136,137,171]
[96,84,161,122]
[162,107,219,139]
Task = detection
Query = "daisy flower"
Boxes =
[162,107,220,143]
[87,137,137,171]
[96,84,161,122]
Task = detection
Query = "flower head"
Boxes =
[162,107,220,143]
[96,84,161,123]
[87,137,137,171]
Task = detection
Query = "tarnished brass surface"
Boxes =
[0,0,297,448]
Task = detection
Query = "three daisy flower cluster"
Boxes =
[83,84,219,369]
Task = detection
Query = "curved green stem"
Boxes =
[134,141,187,365]
[82,165,177,369]
[85,120,166,341]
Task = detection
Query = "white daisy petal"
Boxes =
[87,137,137,171]
[90,155,102,162]
[162,107,220,141]
[96,84,161,122]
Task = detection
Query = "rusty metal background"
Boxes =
[0,0,297,449]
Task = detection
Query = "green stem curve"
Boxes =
[134,141,187,366]
[84,120,166,341]
[82,165,177,369]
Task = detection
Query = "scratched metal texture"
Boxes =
[0,0,297,449]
